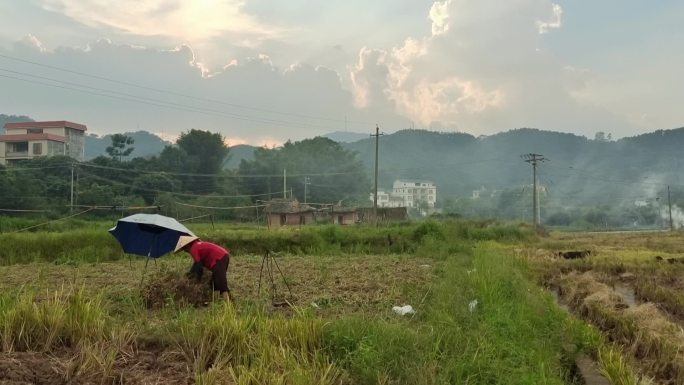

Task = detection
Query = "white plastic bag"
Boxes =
[392,305,415,316]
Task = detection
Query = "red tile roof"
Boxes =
[0,133,66,142]
[3,120,87,131]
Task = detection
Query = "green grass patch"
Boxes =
[323,244,598,384]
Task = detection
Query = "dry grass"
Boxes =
[0,254,436,317]
[557,271,684,384]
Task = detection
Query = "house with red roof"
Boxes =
[0,121,87,165]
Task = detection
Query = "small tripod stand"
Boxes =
[257,250,293,306]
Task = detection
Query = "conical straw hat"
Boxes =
[174,235,199,253]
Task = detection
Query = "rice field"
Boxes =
[4,219,679,384]
[530,230,684,385]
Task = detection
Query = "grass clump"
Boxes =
[0,288,136,383]
[0,288,110,352]
[168,304,345,385]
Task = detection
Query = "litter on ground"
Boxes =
[468,299,478,313]
[392,304,415,316]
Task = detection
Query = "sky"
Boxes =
[0,0,681,145]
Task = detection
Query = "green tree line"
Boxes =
[0,130,370,220]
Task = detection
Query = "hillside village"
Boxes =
[3,114,684,228]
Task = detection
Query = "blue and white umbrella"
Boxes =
[109,214,195,258]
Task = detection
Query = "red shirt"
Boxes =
[188,241,229,269]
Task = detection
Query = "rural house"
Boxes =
[0,120,87,165]
[370,180,437,209]
[332,206,359,225]
[263,199,316,228]
[358,207,409,223]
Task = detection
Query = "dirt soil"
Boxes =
[0,349,192,385]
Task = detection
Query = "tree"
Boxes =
[172,130,229,193]
[106,134,135,161]
[239,137,370,204]
[131,173,178,205]
[177,129,229,174]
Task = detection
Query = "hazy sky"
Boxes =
[0,0,681,145]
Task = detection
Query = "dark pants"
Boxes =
[210,254,230,293]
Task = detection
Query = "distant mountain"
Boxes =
[322,131,369,143]
[86,131,171,159]
[224,144,257,169]
[343,127,684,206]
[0,114,33,134]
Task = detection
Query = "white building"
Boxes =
[371,180,437,209]
[0,121,87,165]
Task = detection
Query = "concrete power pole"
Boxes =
[70,163,75,212]
[522,154,546,228]
[371,125,384,223]
[283,169,287,199]
[304,176,311,204]
[668,185,674,231]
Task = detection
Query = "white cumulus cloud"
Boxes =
[348,0,628,135]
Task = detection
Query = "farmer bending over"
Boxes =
[175,235,231,302]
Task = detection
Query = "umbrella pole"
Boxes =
[139,257,150,289]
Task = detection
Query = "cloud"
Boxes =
[347,0,630,135]
[537,3,563,34]
[350,48,389,109]
[34,0,288,69]
[39,0,281,42]
[0,39,406,143]
[429,1,451,36]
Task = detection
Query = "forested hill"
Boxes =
[0,114,33,133]
[343,127,684,205]
[85,131,171,160]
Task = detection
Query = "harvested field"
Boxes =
[0,350,192,385]
[0,254,435,316]
[534,230,684,385]
[0,220,634,384]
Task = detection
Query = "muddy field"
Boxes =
[527,231,684,385]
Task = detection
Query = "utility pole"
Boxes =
[657,196,663,229]
[304,176,311,204]
[70,163,75,212]
[522,154,546,228]
[283,169,287,199]
[371,125,384,223]
[668,185,674,231]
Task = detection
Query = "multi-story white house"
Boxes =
[0,121,87,165]
[371,179,437,209]
[391,180,437,208]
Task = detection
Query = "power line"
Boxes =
[78,170,286,198]
[173,201,267,210]
[0,70,341,131]
[0,164,71,172]
[0,53,370,126]
[78,162,364,178]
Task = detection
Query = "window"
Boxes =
[27,128,43,134]
[33,143,42,155]
[13,142,28,153]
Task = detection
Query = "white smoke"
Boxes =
[662,205,684,229]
